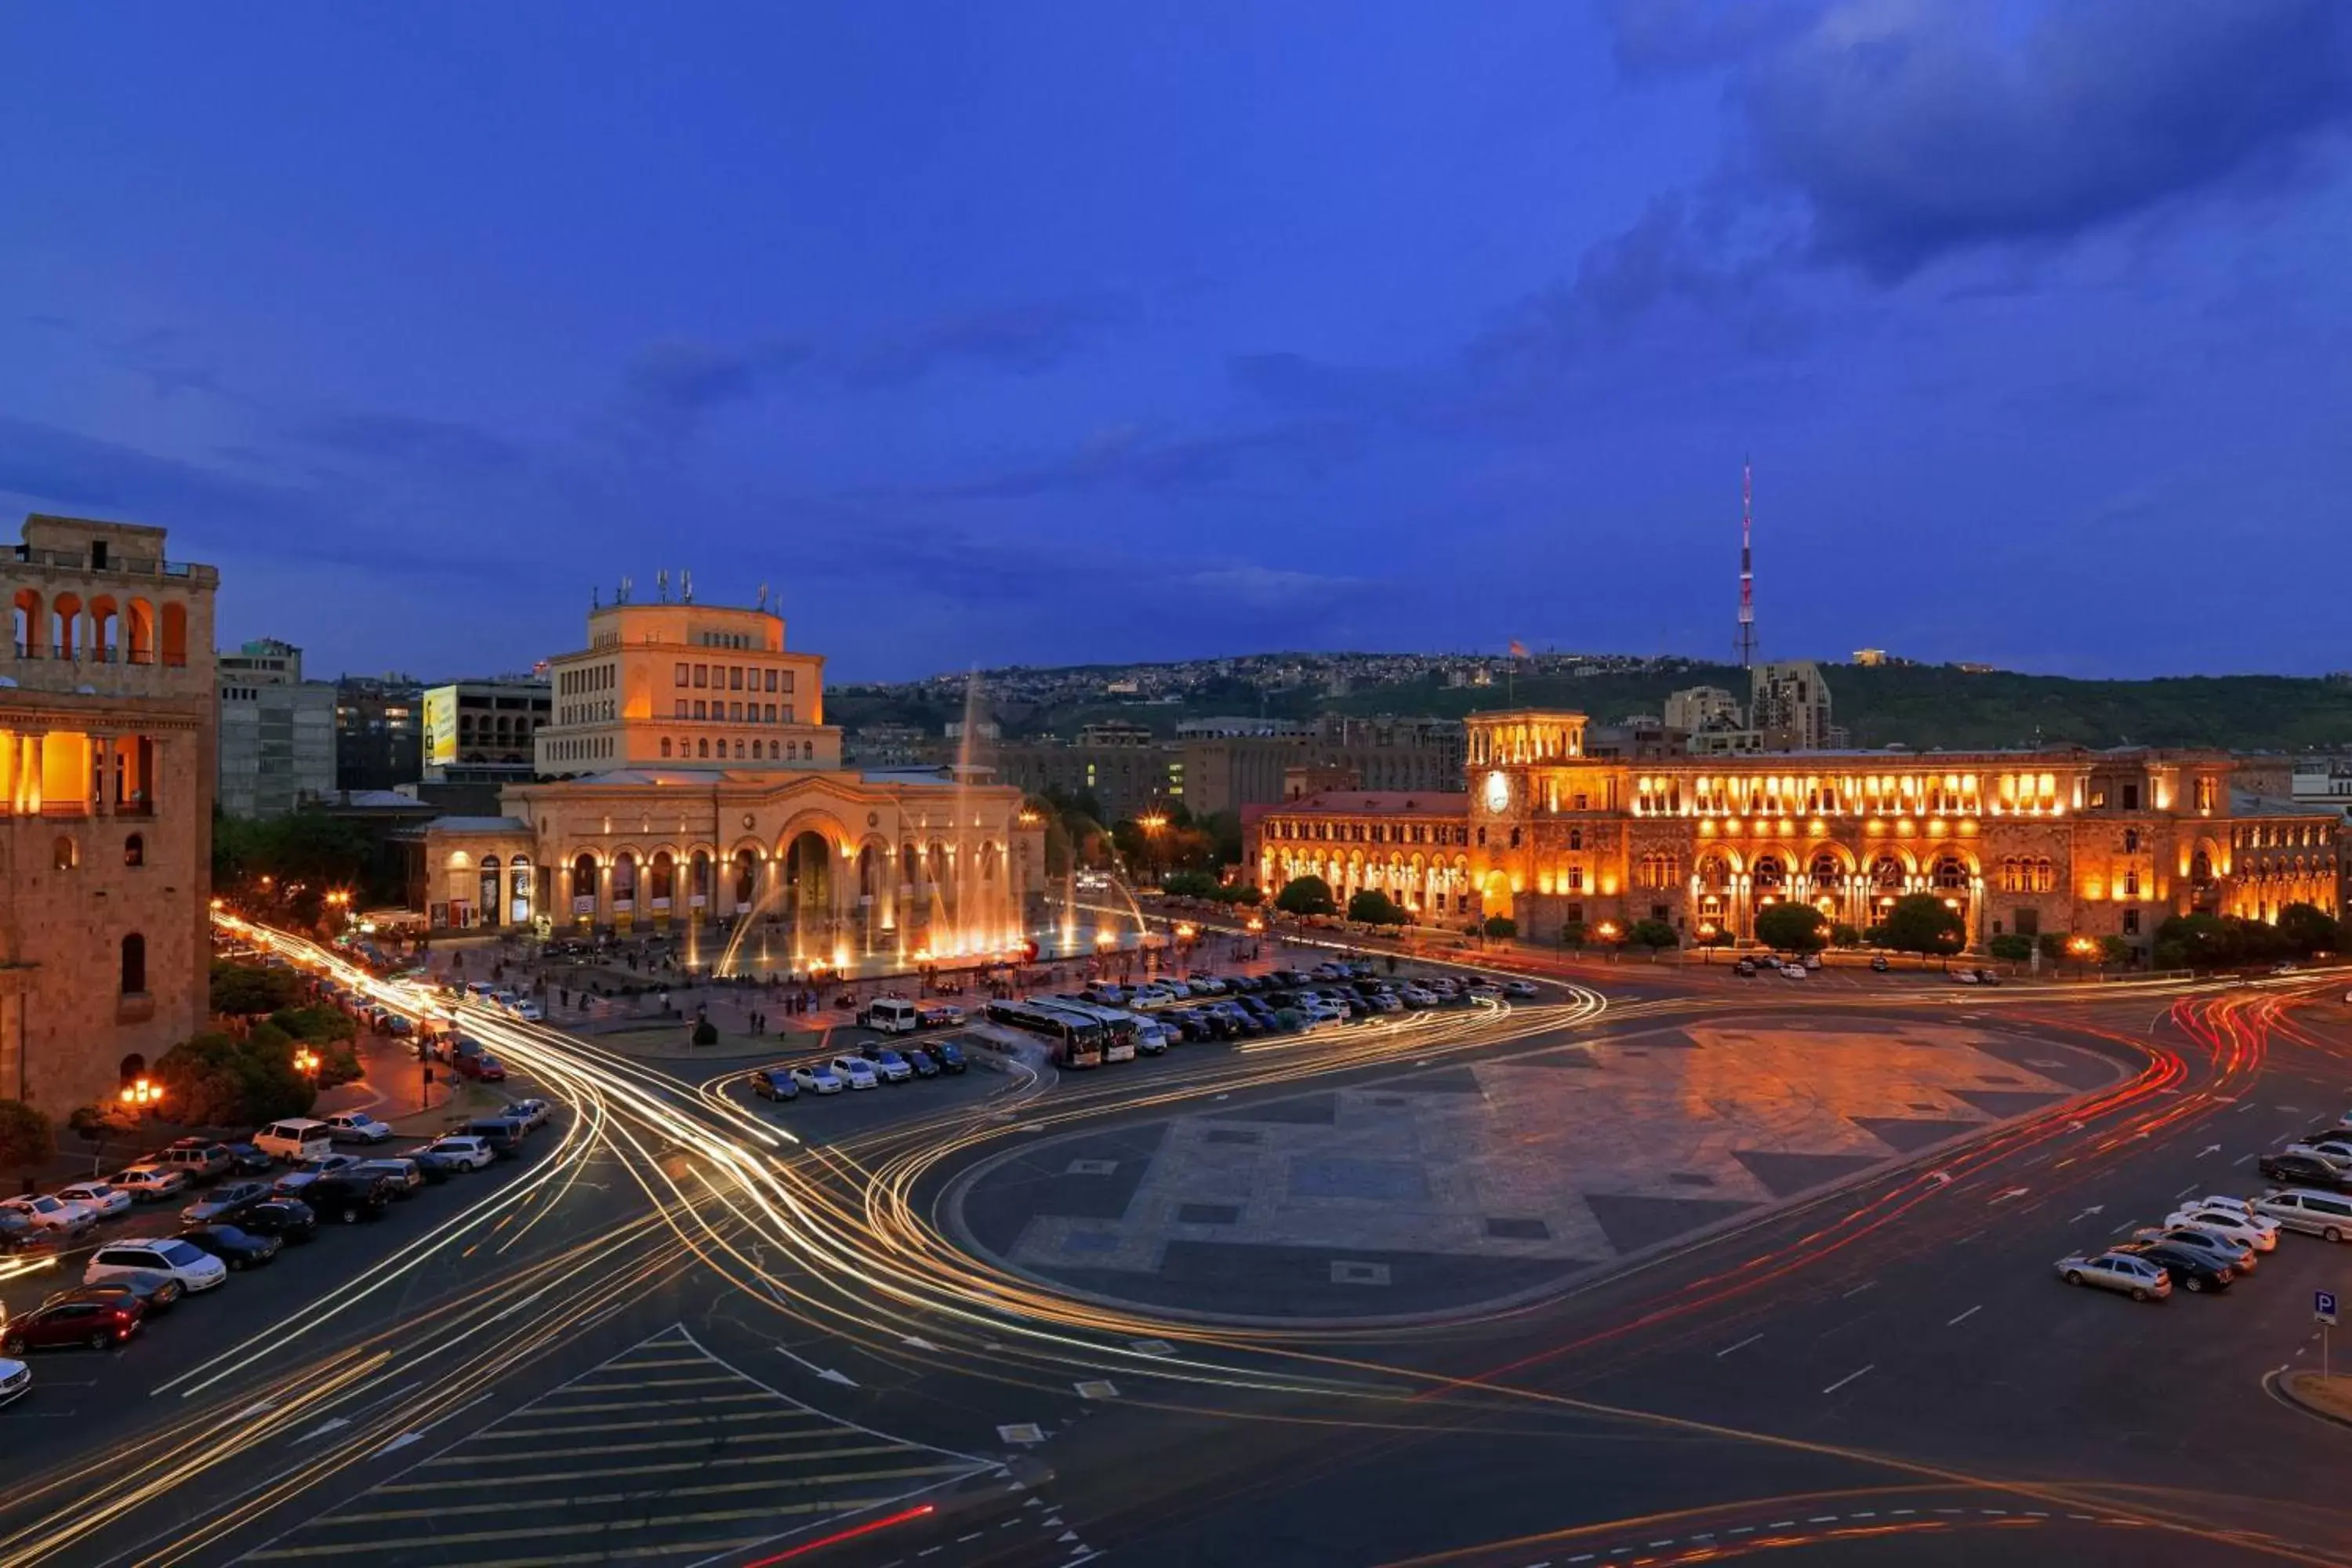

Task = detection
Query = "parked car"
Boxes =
[830,1056,880,1091]
[351,1158,426,1198]
[111,1165,191,1203]
[175,1225,282,1271]
[750,1069,800,1102]
[86,1236,229,1294]
[904,1047,942,1078]
[1733,959,1759,976]
[220,1142,274,1176]
[2055,1250,2172,1301]
[499,1098,552,1132]
[156,1140,235,1181]
[274,1154,362,1196]
[2129,1226,2256,1275]
[57,1272,183,1316]
[929,1041,969,1074]
[1503,979,1541,998]
[2165,1204,2279,1254]
[514,1001,544,1022]
[790,1065,844,1095]
[2250,1187,2352,1242]
[180,1178,274,1226]
[2258,1152,2352,1192]
[462,1120,528,1160]
[422,1135,495,1171]
[1954,968,1980,985]
[2113,1239,2233,1293]
[0,1356,27,1406]
[56,1181,133,1220]
[455,1054,508,1083]
[303,1173,397,1224]
[253,1118,336,1164]
[862,1047,914,1084]
[1,1196,96,1238]
[1870,955,1891,973]
[0,1213,56,1254]
[916,1003,965,1028]
[321,1112,394,1145]
[1,1294,145,1353]
[238,1199,319,1245]
[2293,1135,2352,1167]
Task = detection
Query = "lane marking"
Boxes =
[1947,1305,1981,1327]
[1715,1333,1763,1359]
[1820,1363,1875,1396]
[1842,1281,1875,1299]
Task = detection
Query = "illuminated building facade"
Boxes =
[1248,706,2339,955]
[419,593,1044,964]
[2,515,218,1109]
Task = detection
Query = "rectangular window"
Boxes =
[729,702,743,721]
[2122,782,2140,811]
[764,703,777,723]
[2015,908,2039,937]
[729,667,743,691]
[2123,909,2141,936]
[673,699,688,719]
[693,700,707,720]
[764,670,778,692]
[693,665,708,688]
[674,662,688,687]
[782,705,794,724]
[779,670,795,694]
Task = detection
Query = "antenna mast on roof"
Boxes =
[656,568,669,603]
[1735,457,1758,672]
[681,568,694,604]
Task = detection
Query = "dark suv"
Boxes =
[303,1173,397,1224]
[464,1120,528,1160]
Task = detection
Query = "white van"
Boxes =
[2249,1188,2352,1243]
[254,1117,335,1164]
[861,998,920,1035]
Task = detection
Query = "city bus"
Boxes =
[984,999,1105,1068]
[1036,999,1137,1063]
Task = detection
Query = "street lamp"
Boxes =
[293,1046,321,1077]
[118,1077,162,1112]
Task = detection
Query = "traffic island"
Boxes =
[2278,1371,2352,1429]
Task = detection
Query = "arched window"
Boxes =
[697,739,710,758]
[1809,852,1842,891]
[119,933,147,995]
[1752,855,1786,891]
[1870,855,1904,890]
[660,738,672,757]
[53,835,77,870]
[1932,855,1969,891]
[123,833,143,867]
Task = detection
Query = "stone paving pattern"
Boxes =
[953,1018,2120,1319]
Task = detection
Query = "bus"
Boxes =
[1037,999,1136,1063]
[984,999,1105,1068]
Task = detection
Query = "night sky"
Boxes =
[5,3,2350,682]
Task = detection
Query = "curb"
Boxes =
[2265,1368,2352,1432]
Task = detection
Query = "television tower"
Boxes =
[1735,457,1757,671]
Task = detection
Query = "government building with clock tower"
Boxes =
[1243,708,2339,959]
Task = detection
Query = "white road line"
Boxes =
[2234,1153,2255,1166]
[1820,1364,1875,1396]
[1947,1305,1982,1327]
[2176,1183,2199,1198]
[1842,1281,1875,1299]
[1715,1333,1764,1358]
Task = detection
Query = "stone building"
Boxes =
[1249,706,2339,958]
[418,595,1044,965]
[2,515,217,1110]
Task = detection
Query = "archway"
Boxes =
[509,855,533,925]
[570,853,598,922]
[649,851,676,924]
[1479,869,1513,924]
[731,848,759,913]
[477,855,501,927]
[783,831,833,952]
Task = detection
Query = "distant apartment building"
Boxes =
[1664,685,1741,735]
[423,676,552,798]
[1174,716,1308,739]
[1851,648,1889,666]
[216,638,337,818]
[334,673,423,792]
[1748,660,1835,752]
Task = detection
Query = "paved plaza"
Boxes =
[949,1015,2123,1323]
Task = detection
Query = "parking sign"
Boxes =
[2319,1290,2339,1327]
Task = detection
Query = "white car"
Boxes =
[0,1356,27,1409]
[321,1112,394,1145]
[791,1065,844,1095]
[2,1195,96,1236]
[2283,1141,2352,1171]
[2252,1187,2352,1242]
[1367,993,1403,1014]
[423,1135,495,1171]
[56,1181,132,1220]
[499,1098,552,1131]
[829,1057,880,1091]
[273,1153,361,1194]
[110,1166,190,1203]
[1503,979,1541,999]
[86,1236,228,1294]
[515,1001,545,1022]
[1780,964,1808,979]
[1399,986,1436,1008]
[2055,1250,2172,1301]
[2166,1205,2278,1253]
[1954,968,1980,985]
[867,1051,913,1084]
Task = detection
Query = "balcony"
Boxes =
[9,545,206,579]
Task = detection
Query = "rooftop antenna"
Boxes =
[681,568,694,604]
[757,581,770,612]
[656,568,670,603]
[618,575,632,605]
[591,584,601,609]
[1736,456,1758,672]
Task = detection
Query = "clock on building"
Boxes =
[1483,770,1511,814]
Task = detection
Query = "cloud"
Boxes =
[1599,0,1823,78]
[294,412,524,470]
[618,339,810,436]
[1177,565,1362,608]
[0,416,313,524]
[840,292,1139,387]
[898,418,1363,502]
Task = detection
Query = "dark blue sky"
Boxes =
[6,2,2350,681]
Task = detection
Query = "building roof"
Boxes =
[2231,789,2345,818]
[1267,790,1468,815]
[424,815,532,835]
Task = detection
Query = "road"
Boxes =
[0,921,2344,1568]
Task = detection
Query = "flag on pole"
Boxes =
[1508,639,1529,659]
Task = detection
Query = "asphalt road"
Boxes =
[4,920,2347,1568]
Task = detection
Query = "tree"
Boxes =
[691,1018,719,1047]
[1985,934,2034,964]
[211,960,301,1018]
[1628,918,1680,955]
[2035,932,2067,966]
[1275,876,1337,917]
[1558,919,1588,952]
[1161,870,1221,901]
[1347,889,1408,927]
[1879,894,1966,957]
[269,1005,358,1044]
[2278,902,2339,956]
[155,1030,315,1128]
[0,1100,55,1185]
[1753,902,1829,954]
[1482,915,1517,939]
[2098,935,2134,967]
[1828,923,1860,949]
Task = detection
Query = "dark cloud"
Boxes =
[1599,0,1822,79]
[618,339,810,435]
[840,291,1139,387]
[293,412,524,470]
[0,416,312,524]
[901,418,1362,502]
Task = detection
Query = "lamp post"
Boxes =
[293,1045,321,1079]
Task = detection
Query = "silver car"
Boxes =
[2130,1225,2256,1275]
[2056,1250,2172,1301]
